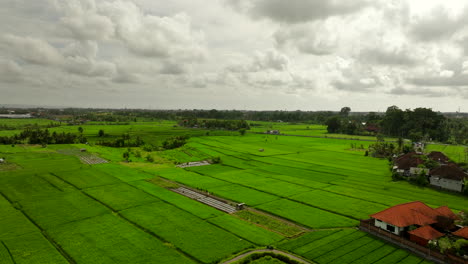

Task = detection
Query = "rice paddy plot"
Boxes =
[289,190,388,220]
[278,229,341,252]
[302,231,367,260]
[256,199,357,229]
[206,170,312,197]
[2,232,68,264]
[207,214,285,245]
[373,249,409,263]
[47,213,194,264]
[313,235,375,263]
[0,173,66,202]
[157,168,231,190]
[53,168,121,189]
[234,210,304,238]
[95,163,154,182]
[209,184,280,206]
[293,229,358,255]
[84,183,159,211]
[128,180,223,219]
[121,201,253,263]
[20,191,110,230]
[0,196,38,240]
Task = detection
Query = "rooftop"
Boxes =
[394,152,424,170]
[408,225,444,241]
[370,201,441,227]
[430,165,467,181]
[452,227,468,239]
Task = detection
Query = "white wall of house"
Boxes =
[430,177,463,192]
[374,219,403,235]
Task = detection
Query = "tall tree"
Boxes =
[340,107,351,117]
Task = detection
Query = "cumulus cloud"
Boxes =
[60,12,114,41]
[274,22,337,55]
[409,6,468,42]
[0,59,23,83]
[1,34,63,65]
[359,47,418,66]
[1,0,468,109]
[99,1,205,61]
[409,75,468,87]
[246,0,372,23]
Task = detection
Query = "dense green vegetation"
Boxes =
[0,116,466,263]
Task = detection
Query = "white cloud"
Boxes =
[1,34,63,65]
[1,0,468,110]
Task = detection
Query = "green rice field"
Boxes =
[0,118,466,263]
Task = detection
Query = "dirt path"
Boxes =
[220,249,313,264]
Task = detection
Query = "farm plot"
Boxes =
[278,229,341,252]
[204,170,312,197]
[279,228,425,264]
[289,190,388,220]
[84,183,159,211]
[0,195,38,240]
[20,191,110,230]
[128,180,223,219]
[53,168,121,189]
[234,210,305,238]
[48,213,194,264]
[209,184,280,206]
[121,201,253,263]
[2,232,69,264]
[207,214,285,245]
[0,173,67,202]
[256,199,357,228]
[94,163,154,182]
[157,168,231,189]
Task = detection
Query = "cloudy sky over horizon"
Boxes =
[1,0,468,112]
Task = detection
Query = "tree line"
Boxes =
[0,128,86,145]
[179,118,250,130]
[326,106,468,144]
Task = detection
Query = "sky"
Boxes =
[1,0,468,112]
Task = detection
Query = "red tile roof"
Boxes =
[453,227,468,239]
[427,151,450,163]
[394,153,424,170]
[434,206,459,220]
[370,201,439,227]
[430,165,467,181]
[408,225,444,241]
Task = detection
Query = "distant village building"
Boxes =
[0,113,32,119]
[429,165,467,192]
[369,201,458,246]
[393,152,428,177]
[427,151,450,164]
[452,227,468,240]
[266,130,280,135]
[413,142,425,153]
